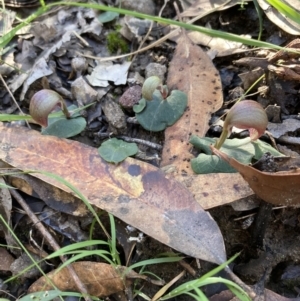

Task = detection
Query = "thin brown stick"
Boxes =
[9,189,92,301]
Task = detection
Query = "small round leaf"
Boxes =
[98,138,138,163]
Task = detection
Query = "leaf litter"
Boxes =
[0,122,226,265]
[2,0,300,299]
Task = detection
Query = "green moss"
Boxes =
[106,31,129,54]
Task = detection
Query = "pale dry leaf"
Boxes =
[180,0,251,17]
[257,0,300,35]
[28,262,125,297]
[161,33,223,176]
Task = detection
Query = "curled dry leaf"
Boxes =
[212,146,300,206]
[0,123,226,264]
[28,262,125,297]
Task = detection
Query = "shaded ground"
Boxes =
[1,0,300,300]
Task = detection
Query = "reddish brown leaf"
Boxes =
[0,123,226,264]
[161,33,223,175]
[212,146,300,206]
[28,262,125,297]
[173,173,253,209]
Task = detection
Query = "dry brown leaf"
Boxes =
[161,33,223,175]
[175,173,253,209]
[159,33,252,209]
[212,146,300,206]
[0,247,14,272]
[0,123,226,264]
[6,173,88,216]
[28,262,125,297]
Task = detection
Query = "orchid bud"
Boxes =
[29,89,70,127]
[215,100,268,149]
[142,76,162,100]
[71,57,87,78]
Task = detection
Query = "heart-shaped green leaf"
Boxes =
[136,90,187,132]
[98,138,138,163]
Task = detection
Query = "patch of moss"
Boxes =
[107,31,129,54]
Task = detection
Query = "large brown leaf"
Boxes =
[212,146,300,206]
[28,262,125,296]
[161,33,223,175]
[160,33,253,209]
[0,123,226,264]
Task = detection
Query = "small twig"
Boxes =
[72,30,89,47]
[120,136,162,150]
[9,189,92,301]
[96,132,162,150]
[178,259,197,277]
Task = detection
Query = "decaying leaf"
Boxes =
[159,32,247,209]
[257,0,300,35]
[173,173,253,209]
[6,172,89,216]
[180,0,251,17]
[86,61,131,87]
[28,262,125,297]
[0,123,226,264]
[212,146,300,206]
[161,33,223,175]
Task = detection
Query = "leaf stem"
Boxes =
[215,129,228,149]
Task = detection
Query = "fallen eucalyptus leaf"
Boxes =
[0,123,226,264]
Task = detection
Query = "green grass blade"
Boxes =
[265,0,300,24]
[253,0,263,40]
[197,253,240,282]
[127,256,183,272]
[45,240,110,259]
[108,213,121,265]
